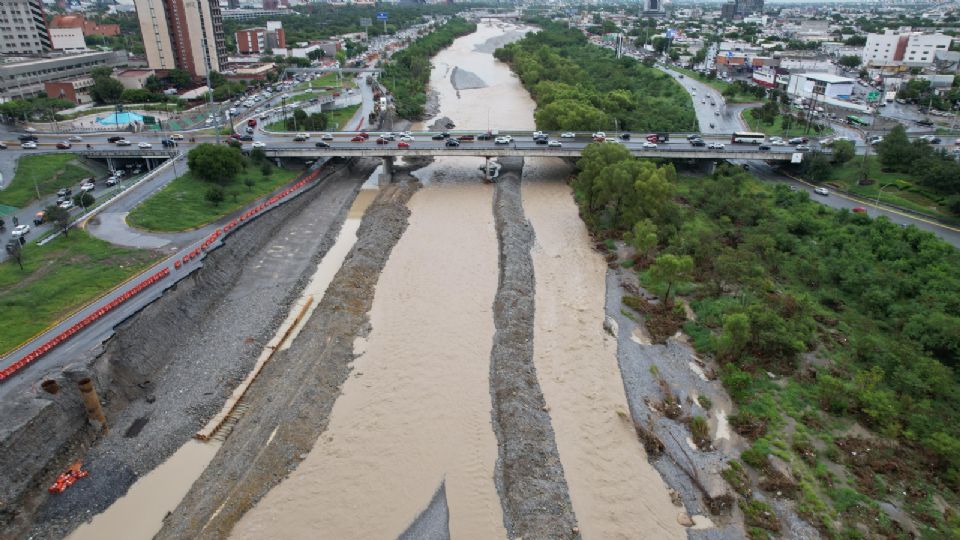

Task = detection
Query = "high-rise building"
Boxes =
[134,0,226,79]
[642,0,664,17]
[862,29,953,67]
[235,21,284,55]
[0,0,53,55]
[735,0,763,16]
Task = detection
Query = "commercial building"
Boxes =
[787,72,855,100]
[221,8,290,21]
[49,27,87,53]
[235,21,284,54]
[0,0,53,55]
[134,0,227,78]
[44,76,93,104]
[0,50,127,100]
[862,29,952,68]
[50,13,121,37]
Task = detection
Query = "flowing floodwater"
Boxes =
[522,159,685,539]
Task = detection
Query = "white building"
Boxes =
[49,27,87,53]
[862,29,952,67]
[787,73,855,100]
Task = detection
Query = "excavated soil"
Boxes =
[155,174,421,540]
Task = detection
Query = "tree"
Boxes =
[168,68,192,89]
[803,151,833,182]
[249,147,267,164]
[844,35,867,46]
[838,55,861,70]
[627,219,658,263]
[245,177,256,191]
[208,70,226,88]
[877,124,915,172]
[648,253,693,306]
[831,139,855,164]
[89,76,124,105]
[260,161,273,177]
[5,237,24,270]
[205,186,225,206]
[187,144,243,184]
[73,192,95,209]
[45,204,71,238]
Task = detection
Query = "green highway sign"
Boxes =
[867,91,880,102]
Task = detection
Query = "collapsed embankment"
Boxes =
[489,164,579,539]
[155,171,421,540]
[0,159,373,540]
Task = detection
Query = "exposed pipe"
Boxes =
[41,379,60,395]
[77,377,107,431]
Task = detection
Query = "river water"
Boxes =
[235,20,682,538]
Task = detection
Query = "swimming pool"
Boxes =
[96,112,144,125]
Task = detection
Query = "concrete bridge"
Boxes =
[283,67,384,76]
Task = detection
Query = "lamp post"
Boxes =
[874,182,896,214]
[282,95,287,130]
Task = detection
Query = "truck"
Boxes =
[885,91,896,103]
[646,133,669,143]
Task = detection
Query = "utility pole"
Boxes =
[199,11,220,145]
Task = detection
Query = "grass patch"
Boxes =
[0,154,95,208]
[0,230,159,354]
[126,165,299,232]
[745,108,835,138]
[672,67,758,103]
[823,155,954,219]
[295,73,343,91]
[265,103,361,133]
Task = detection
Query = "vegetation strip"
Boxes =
[489,172,578,539]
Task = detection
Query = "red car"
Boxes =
[247,119,257,127]
[457,135,475,142]
[56,142,71,149]
[358,131,369,140]
[852,206,867,214]
[228,133,241,140]
[376,137,388,144]
[398,141,410,148]
[351,136,366,142]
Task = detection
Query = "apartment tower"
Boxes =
[134,0,226,78]
[0,0,53,55]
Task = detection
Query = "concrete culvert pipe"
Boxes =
[77,377,107,431]
[41,379,60,395]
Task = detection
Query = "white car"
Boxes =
[138,142,152,149]
[105,177,119,186]
[68,135,83,142]
[80,183,95,192]
[814,187,829,196]
[547,140,562,147]
[592,131,606,140]
[170,133,184,141]
[494,136,511,145]
[21,141,37,149]
[296,132,310,139]
[532,130,545,138]
[642,141,658,149]
[10,224,30,238]
[399,135,415,142]
[560,132,576,138]
[251,141,266,148]
[320,133,334,141]
[795,144,811,152]
[708,142,725,150]
[59,200,74,209]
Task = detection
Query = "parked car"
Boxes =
[10,224,30,238]
[80,182,95,192]
[814,187,829,196]
[57,187,72,197]
[105,177,119,186]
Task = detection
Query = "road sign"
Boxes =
[867,91,880,102]
[360,17,372,27]
[376,12,388,20]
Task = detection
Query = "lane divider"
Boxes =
[0,162,330,383]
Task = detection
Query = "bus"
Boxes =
[846,115,869,126]
[731,132,766,144]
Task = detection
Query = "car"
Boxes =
[592,132,606,141]
[535,137,548,145]
[351,136,366,142]
[605,139,620,144]
[115,139,131,146]
[477,132,495,141]
[168,133,183,142]
[59,200,74,210]
[293,136,307,142]
[619,133,631,141]
[398,141,410,148]
[851,206,867,214]
[240,135,254,142]
[431,134,445,140]
[689,139,706,147]
[788,137,809,144]
[107,136,124,143]
[56,142,71,149]
[247,119,257,127]
[251,141,266,148]
[560,132,576,138]
[869,136,884,145]
[33,211,45,225]
[814,187,829,196]
[547,140,562,147]
[320,133,334,141]
[399,136,415,142]
[686,134,702,141]
[494,136,511,145]
[314,141,330,148]
[642,141,658,149]
[708,142,725,150]
[457,135,475,142]
[229,133,241,140]
[357,131,370,140]
[57,187,72,197]
[701,100,706,104]
[532,130,545,138]
[18,134,38,142]
[21,141,37,149]
[795,144,811,152]
[296,132,310,140]
[80,183,95,192]
[138,142,152,149]
[10,224,30,238]
[920,135,942,144]
[445,139,461,147]
[375,137,388,145]
[105,177,119,186]
[68,135,83,142]
[758,145,771,151]
[770,139,786,146]
[162,139,176,148]
[0,142,7,150]
[714,111,720,116]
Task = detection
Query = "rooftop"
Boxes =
[803,72,856,84]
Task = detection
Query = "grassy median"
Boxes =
[126,166,299,232]
[0,230,159,355]
[0,153,96,208]
[265,104,361,133]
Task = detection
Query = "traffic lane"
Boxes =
[745,161,960,249]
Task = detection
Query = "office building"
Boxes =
[49,27,87,53]
[134,0,226,78]
[235,21,284,54]
[862,29,952,68]
[0,50,127,100]
[642,0,664,16]
[0,0,53,55]
[736,0,763,16]
[50,13,121,37]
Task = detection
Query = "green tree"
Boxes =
[244,177,256,191]
[831,139,855,164]
[838,55,861,69]
[89,76,124,104]
[648,253,693,305]
[4,237,24,270]
[168,68,192,89]
[803,151,832,182]
[260,161,273,177]
[627,219,658,263]
[187,144,243,184]
[209,70,226,88]
[717,313,751,362]
[45,204,71,238]
[877,124,914,171]
[73,192,95,209]
[205,186,225,206]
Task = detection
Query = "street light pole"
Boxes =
[874,182,895,213]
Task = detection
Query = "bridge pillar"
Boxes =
[704,160,717,175]
[379,156,394,187]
